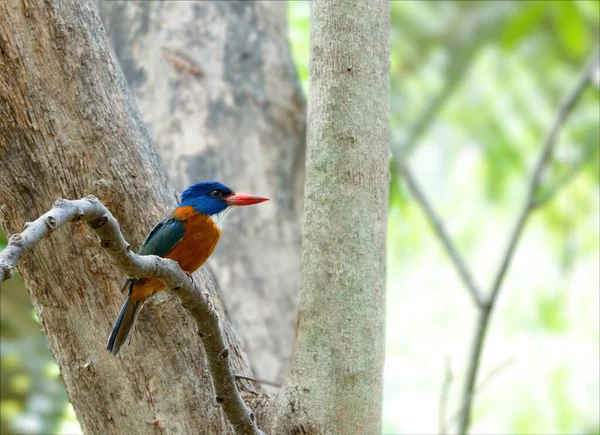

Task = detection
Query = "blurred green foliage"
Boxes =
[1,230,73,434]
[1,1,599,434]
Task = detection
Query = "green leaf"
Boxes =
[551,1,588,58]
[550,365,577,433]
[501,2,545,49]
[574,0,600,24]
[536,293,567,332]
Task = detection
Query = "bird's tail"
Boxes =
[106,288,143,356]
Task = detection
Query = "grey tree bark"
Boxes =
[0,1,261,433]
[96,0,306,385]
[1,0,389,433]
[261,0,390,433]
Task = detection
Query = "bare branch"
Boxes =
[395,159,485,308]
[0,196,264,435]
[489,49,599,305]
[458,49,600,434]
[235,375,282,388]
[531,130,600,210]
[448,358,512,433]
[438,356,453,435]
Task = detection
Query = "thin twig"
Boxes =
[438,356,453,435]
[458,49,600,435]
[0,196,264,435]
[396,159,485,308]
[235,374,282,388]
[160,47,205,78]
[392,6,515,307]
[447,358,512,433]
[531,129,600,210]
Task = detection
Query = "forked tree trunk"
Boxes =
[96,0,306,385]
[0,1,259,433]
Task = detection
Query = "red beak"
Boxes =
[224,192,269,206]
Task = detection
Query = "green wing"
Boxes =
[137,218,186,257]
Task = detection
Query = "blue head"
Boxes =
[179,181,269,216]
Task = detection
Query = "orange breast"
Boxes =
[131,207,221,301]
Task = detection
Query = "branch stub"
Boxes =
[45,216,57,229]
[9,233,23,247]
[218,348,229,360]
[89,215,108,229]
[54,198,68,208]
[1,267,13,280]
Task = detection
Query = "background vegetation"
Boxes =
[1,1,599,433]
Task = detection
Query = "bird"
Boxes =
[106,181,268,355]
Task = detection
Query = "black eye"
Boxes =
[210,190,222,198]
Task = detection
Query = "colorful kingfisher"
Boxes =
[106,181,268,355]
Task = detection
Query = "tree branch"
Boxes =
[235,375,282,388]
[448,358,512,433]
[438,356,453,435]
[0,196,264,435]
[396,159,485,308]
[458,49,600,434]
[531,129,600,210]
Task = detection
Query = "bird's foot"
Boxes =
[183,271,197,288]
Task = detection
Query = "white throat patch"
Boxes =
[211,207,233,229]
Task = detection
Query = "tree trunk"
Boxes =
[261,0,390,433]
[0,1,260,433]
[96,0,306,385]
[1,0,388,433]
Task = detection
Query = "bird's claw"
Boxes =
[183,271,196,287]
